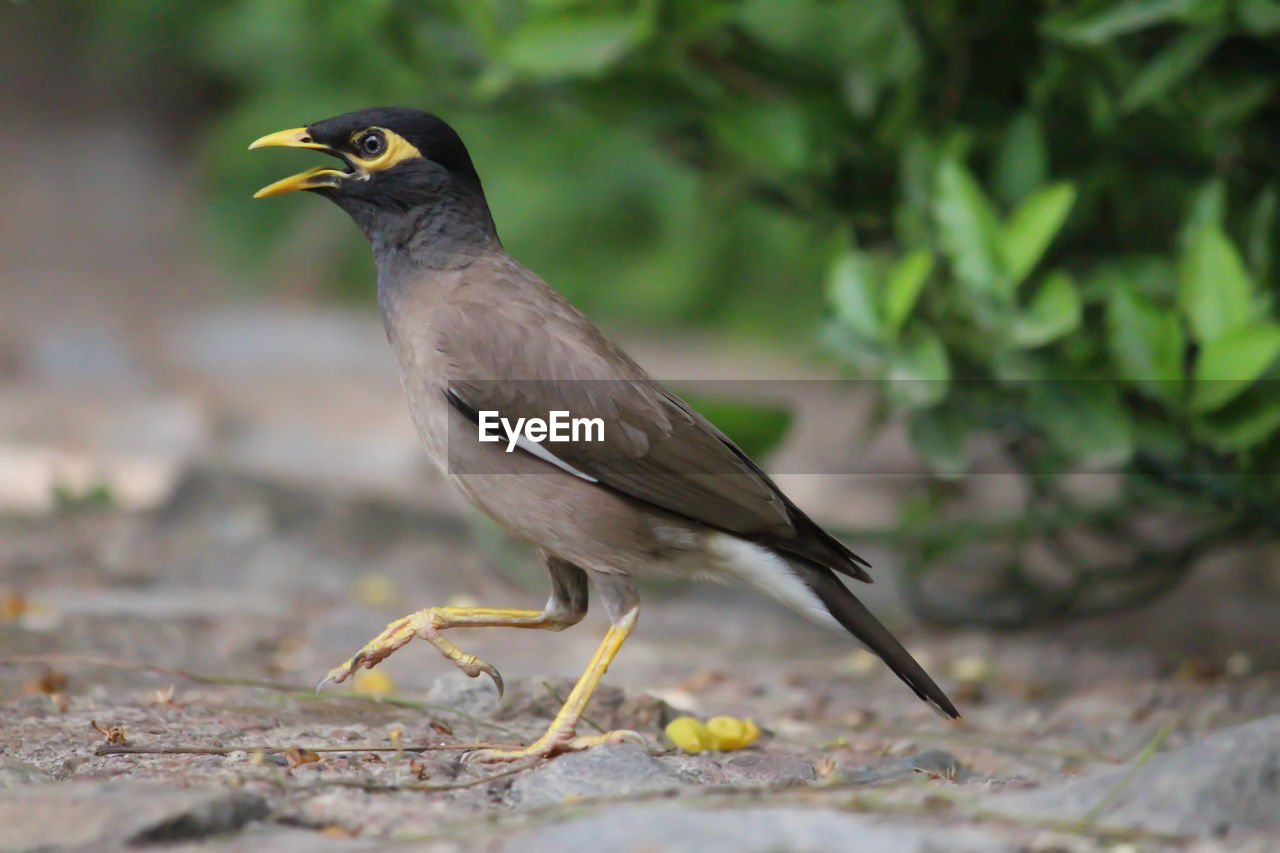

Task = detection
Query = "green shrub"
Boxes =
[85,0,1280,621]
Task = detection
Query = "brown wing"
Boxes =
[438,258,871,580]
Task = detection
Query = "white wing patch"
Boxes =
[513,433,599,483]
[707,534,839,629]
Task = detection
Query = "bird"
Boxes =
[249,107,958,760]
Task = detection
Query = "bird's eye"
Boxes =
[358,131,386,158]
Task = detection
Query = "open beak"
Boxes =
[248,127,349,197]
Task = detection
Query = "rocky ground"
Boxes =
[1,307,1279,852]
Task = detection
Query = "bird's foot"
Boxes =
[466,728,647,763]
[319,609,503,695]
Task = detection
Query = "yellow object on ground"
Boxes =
[705,716,761,750]
[665,715,760,754]
[352,670,396,698]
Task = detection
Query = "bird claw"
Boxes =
[319,611,506,696]
[466,661,504,698]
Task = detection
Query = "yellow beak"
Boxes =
[248,127,347,198]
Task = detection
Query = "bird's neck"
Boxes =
[346,185,501,273]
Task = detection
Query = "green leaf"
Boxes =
[1029,381,1134,468]
[499,15,645,78]
[713,100,810,174]
[1190,321,1280,412]
[1012,271,1082,348]
[828,250,883,341]
[1107,287,1186,403]
[680,394,793,459]
[908,407,968,479]
[1178,177,1227,252]
[993,112,1048,208]
[1000,183,1077,287]
[1041,0,1200,46]
[1178,224,1256,342]
[886,330,950,410]
[1119,28,1224,113]
[881,249,934,336]
[933,158,1001,295]
[1246,186,1277,284]
[1239,0,1280,34]
[1196,394,1280,451]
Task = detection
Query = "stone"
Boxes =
[499,802,1009,853]
[426,672,502,718]
[0,757,51,789]
[717,751,817,786]
[507,743,685,807]
[835,749,967,785]
[0,780,267,851]
[986,715,1280,838]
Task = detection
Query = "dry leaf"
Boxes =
[152,685,183,709]
[48,692,70,713]
[388,726,404,758]
[284,746,321,770]
[1,589,27,622]
[22,666,68,696]
[408,758,431,780]
[815,755,838,779]
[91,720,127,745]
[429,719,453,736]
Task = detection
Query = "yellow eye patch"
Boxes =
[348,127,422,172]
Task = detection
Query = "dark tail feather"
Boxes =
[795,561,960,719]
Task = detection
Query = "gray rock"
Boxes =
[0,780,267,851]
[837,749,968,785]
[987,714,1280,837]
[426,672,501,718]
[499,802,1009,853]
[508,743,685,807]
[27,324,146,389]
[718,752,817,786]
[0,757,51,789]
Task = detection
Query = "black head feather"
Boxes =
[305,107,484,191]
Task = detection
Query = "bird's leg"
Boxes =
[469,573,643,762]
[322,556,589,696]
[323,606,570,696]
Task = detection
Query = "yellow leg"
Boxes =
[469,608,643,761]
[322,605,575,696]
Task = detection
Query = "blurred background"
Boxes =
[4,0,1280,695]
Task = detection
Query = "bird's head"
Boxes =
[250,107,495,251]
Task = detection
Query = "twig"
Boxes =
[1081,721,1173,824]
[94,741,524,757]
[0,654,518,734]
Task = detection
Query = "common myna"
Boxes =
[250,108,958,760]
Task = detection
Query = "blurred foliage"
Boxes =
[84,0,1280,622]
